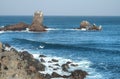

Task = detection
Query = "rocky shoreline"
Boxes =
[0,42,88,79]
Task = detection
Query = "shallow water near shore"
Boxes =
[0,16,120,79]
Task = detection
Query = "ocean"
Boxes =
[0,16,120,79]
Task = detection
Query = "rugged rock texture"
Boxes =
[77,21,102,31]
[80,21,91,29]
[29,11,46,32]
[0,11,46,32]
[0,42,3,52]
[0,42,88,79]
[0,22,29,31]
[70,70,88,79]
[0,43,45,79]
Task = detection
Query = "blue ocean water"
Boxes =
[0,16,120,79]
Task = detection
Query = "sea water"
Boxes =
[0,16,120,79]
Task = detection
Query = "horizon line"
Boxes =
[0,15,120,17]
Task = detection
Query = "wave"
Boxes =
[13,38,120,54]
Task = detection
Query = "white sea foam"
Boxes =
[46,28,89,31]
[11,47,103,79]
[46,28,59,31]
[34,54,102,79]
[0,26,4,28]
[0,31,5,34]
[39,45,45,49]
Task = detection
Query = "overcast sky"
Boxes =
[0,0,120,16]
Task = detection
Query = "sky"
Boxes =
[0,0,120,16]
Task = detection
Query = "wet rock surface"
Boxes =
[0,42,88,79]
[0,22,29,31]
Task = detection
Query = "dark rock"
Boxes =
[29,11,46,32]
[0,22,29,31]
[19,51,45,73]
[48,66,53,68]
[48,61,52,63]
[52,59,58,62]
[54,64,60,66]
[53,68,59,70]
[39,55,46,57]
[66,61,72,64]
[62,63,69,72]
[71,64,78,67]
[40,58,45,62]
[51,72,62,78]
[4,43,11,48]
[70,70,88,79]
[44,74,52,79]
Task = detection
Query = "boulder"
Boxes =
[0,22,29,31]
[52,59,58,62]
[39,55,47,57]
[70,70,88,79]
[51,72,62,78]
[29,11,46,32]
[62,63,69,72]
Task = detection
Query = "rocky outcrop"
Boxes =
[0,11,46,32]
[0,22,29,31]
[0,42,88,79]
[0,43,45,79]
[76,21,102,31]
[29,11,46,32]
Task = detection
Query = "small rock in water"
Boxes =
[54,64,60,66]
[71,64,78,67]
[52,59,58,62]
[70,70,88,79]
[51,72,62,78]
[62,63,69,72]
[40,58,45,62]
[39,54,47,57]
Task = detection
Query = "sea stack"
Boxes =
[77,21,102,31]
[29,11,46,32]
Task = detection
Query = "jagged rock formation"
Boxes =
[0,42,88,79]
[77,21,102,31]
[0,22,29,31]
[0,43,45,79]
[29,11,46,32]
[0,11,46,32]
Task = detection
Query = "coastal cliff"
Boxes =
[0,42,88,79]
